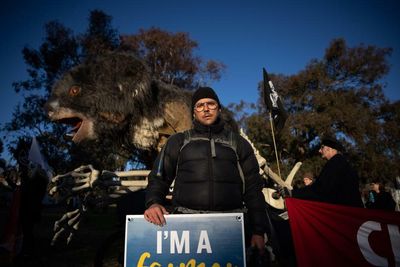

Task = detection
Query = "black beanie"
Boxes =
[321,136,344,152]
[191,87,221,111]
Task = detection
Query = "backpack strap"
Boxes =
[155,130,190,177]
[156,144,166,177]
[175,130,195,178]
[229,131,245,194]
[179,130,193,153]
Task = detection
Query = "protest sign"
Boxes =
[124,213,246,267]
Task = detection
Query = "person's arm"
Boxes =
[144,133,182,225]
[251,234,265,256]
[237,136,267,250]
[144,152,170,226]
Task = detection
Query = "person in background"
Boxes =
[365,180,396,211]
[302,172,314,186]
[17,148,48,258]
[292,136,364,208]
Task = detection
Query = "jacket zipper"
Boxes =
[208,127,214,210]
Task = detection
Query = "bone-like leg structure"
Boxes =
[48,166,149,245]
[51,208,83,246]
[239,128,301,190]
[239,129,302,212]
[49,130,300,244]
[284,162,302,190]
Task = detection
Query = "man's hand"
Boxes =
[273,186,292,199]
[144,203,169,226]
[251,234,265,255]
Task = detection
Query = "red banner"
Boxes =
[286,198,400,267]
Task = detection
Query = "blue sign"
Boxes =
[124,213,246,267]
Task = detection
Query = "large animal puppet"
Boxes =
[45,52,243,242]
[46,51,236,168]
[45,52,296,246]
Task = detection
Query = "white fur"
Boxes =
[132,117,165,150]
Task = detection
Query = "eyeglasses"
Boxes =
[194,101,218,112]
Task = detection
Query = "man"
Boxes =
[292,136,364,208]
[365,180,396,211]
[144,87,267,255]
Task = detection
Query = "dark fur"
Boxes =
[46,52,236,168]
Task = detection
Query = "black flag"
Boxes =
[263,68,287,131]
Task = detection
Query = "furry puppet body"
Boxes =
[46,52,236,168]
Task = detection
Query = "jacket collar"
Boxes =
[193,117,225,134]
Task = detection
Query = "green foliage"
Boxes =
[81,9,120,58]
[121,27,226,89]
[244,38,398,185]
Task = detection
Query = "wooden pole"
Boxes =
[269,112,281,179]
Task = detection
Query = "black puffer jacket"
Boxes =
[146,118,267,234]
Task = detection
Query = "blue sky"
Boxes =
[0,0,399,161]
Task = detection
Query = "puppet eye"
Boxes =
[69,86,81,96]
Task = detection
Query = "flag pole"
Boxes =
[263,68,284,179]
[269,112,281,179]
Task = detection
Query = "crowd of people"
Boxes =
[0,86,398,266]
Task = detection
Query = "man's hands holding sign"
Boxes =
[144,203,169,226]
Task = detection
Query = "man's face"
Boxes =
[193,98,220,126]
[369,183,379,192]
[319,145,328,159]
[319,145,336,160]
